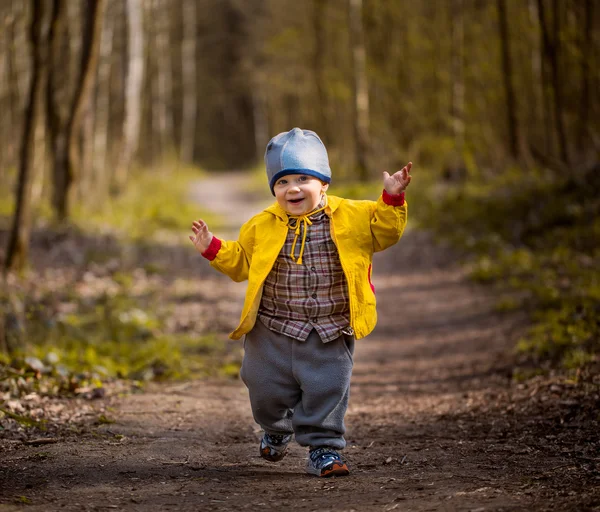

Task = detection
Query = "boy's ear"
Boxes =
[321,181,329,192]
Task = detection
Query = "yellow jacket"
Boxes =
[202,193,408,340]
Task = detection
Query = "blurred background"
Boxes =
[0,0,598,413]
[1,0,598,215]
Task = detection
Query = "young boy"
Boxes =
[190,128,411,477]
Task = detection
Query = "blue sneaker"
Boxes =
[306,447,349,477]
[260,432,293,462]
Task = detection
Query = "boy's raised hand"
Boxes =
[190,219,213,254]
[383,162,412,195]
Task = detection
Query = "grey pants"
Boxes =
[240,320,354,450]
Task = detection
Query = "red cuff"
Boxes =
[201,236,222,261]
[382,189,405,206]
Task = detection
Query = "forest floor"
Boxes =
[1,172,599,511]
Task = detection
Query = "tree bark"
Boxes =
[312,0,329,144]
[537,0,569,164]
[153,0,174,160]
[4,0,50,273]
[62,0,105,219]
[528,0,548,153]
[497,0,520,160]
[92,2,114,202]
[114,0,144,188]
[179,0,197,164]
[577,0,593,153]
[450,0,465,153]
[3,3,26,177]
[47,0,104,221]
[348,0,370,182]
[46,0,68,221]
[0,9,12,176]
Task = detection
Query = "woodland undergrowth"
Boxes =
[412,162,600,383]
[0,166,239,434]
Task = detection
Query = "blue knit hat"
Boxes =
[265,128,331,195]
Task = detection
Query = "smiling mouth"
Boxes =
[289,198,304,204]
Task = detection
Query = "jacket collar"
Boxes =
[265,194,342,221]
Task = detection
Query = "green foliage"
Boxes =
[410,160,600,374]
[71,166,220,240]
[0,164,218,241]
[1,283,239,399]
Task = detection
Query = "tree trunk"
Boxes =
[348,0,370,182]
[577,0,593,153]
[537,0,569,164]
[4,3,25,176]
[46,0,67,222]
[0,12,11,176]
[312,0,329,143]
[48,0,104,221]
[528,0,548,153]
[153,0,174,160]
[450,0,465,154]
[497,0,520,160]
[61,0,105,219]
[114,0,144,188]
[92,2,114,203]
[4,0,50,273]
[179,0,197,164]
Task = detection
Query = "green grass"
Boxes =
[72,166,221,241]
[0,164,220,238]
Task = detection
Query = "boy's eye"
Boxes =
[298,176,308,182]
[277,179,287,185]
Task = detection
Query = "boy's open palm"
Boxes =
[383,162,412,195]
[190,219,213,254]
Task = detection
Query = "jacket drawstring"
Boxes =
[287,203,327,265]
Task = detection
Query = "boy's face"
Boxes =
[273,174,329,216]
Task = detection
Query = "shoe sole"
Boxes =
[260,445,288,462]
[307,461,350,477]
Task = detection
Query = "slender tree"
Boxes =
[153,0,174,159]
[577,0,593,153]
[497,0,520,160]
[537,0,569,164]
[47,0,104,220]
[45,0,68,221]
[312,0,329,143]
[179,0,197,164]
[114,0,144,188]
[64,0,105,217]
[450,0,465,155]
[4,0,51,272]
[348,0,370,181]
[92,0,114,201]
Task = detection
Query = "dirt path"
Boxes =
[1,172,598,511]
